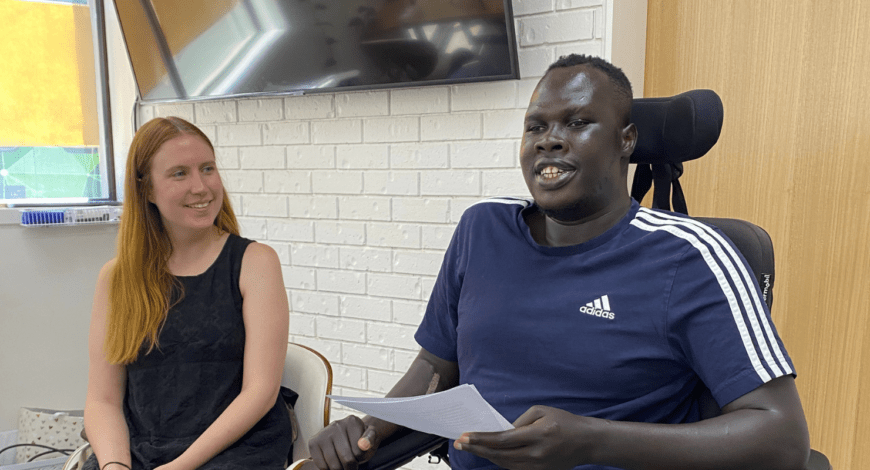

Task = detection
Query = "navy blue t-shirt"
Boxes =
[415,198,794,470]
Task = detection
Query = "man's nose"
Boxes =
[536,132,566,152]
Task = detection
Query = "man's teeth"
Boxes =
[540,167,565,179]
[188,202,209,208]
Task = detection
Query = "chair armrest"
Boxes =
[358,428,447,470]
[288,458,316,470]
[61,443,92,470]
[806,449,832,470]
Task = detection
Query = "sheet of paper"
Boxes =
[328,384,514,440]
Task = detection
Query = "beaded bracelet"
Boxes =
[101,462,132,470]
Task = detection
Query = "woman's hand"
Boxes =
[453,405,591,470]
[308,415,382,470]
[153,457,195,470]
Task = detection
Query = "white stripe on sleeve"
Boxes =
[636,210,792,376]
[631,209,791,382]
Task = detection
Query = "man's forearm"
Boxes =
[588,406,809,470]
[456,376,809,470]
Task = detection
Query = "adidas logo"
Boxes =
[579,295,615,320]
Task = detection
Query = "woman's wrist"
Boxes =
[101,462,132,470]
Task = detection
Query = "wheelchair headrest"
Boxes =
[629,89,724,165]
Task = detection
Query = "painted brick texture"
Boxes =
[142,2,605,467]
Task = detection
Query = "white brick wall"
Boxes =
[237,98,284,122]
[142,2,609,467]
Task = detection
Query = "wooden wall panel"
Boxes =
[645,1,870,469]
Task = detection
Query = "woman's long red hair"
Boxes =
[105,117,239,364]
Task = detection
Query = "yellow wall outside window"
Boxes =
[0,0,99,147]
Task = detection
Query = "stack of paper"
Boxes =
[329,384,513,440]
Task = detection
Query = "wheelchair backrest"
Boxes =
[629,90,773,310]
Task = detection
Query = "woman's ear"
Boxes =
[140,178,155,204]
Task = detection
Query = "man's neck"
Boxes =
[528,196,632,247]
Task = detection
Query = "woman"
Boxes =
[84,117,292,470]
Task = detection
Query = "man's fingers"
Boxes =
[454,435,523,466]
[308,416,369,470]
[309,444,330,470]
[333,431,361,470]
[357,425,378,452]
[512,405,547,428]
[456,429,527,450]
[318,444,345,470]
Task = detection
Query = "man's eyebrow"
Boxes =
[564,105,590,116]
[524,111,543,122]
[524,106,589,122]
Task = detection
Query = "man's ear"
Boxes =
[621,122,638,156]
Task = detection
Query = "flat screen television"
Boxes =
[113,0,520,103]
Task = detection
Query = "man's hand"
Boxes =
[308,415,382,470]
[307,349,459,470]
[453,405,591,470]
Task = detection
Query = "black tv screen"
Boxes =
[114,0,520,103]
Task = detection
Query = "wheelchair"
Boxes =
[344,89,833,470]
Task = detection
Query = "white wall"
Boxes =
[607,0,648,98]
[0,222,117,430]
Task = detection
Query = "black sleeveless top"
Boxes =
[92,235,292,469]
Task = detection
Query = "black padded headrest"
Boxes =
[629,89,724,214]
[629,89,724,165]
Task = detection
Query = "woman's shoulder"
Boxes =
[238,240,285,302]
[97,257,118,283]
[240,240,280,269]
[101,257,118,270]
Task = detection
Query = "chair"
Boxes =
[62,342,333,470]
[627,89,831,470]
[347,90,831,470]
[692,217,832,470]
[285,342,334,464]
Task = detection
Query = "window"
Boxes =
[0,0,115,204]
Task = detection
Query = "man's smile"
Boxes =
[534,162,576,187]
[539,166,570,179]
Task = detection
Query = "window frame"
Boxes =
[3,0,117,207]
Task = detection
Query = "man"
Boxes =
[307,54,810,470]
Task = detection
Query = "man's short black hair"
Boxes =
[546,54,633,125]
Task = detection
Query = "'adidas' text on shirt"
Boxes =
[580,295,615,320]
